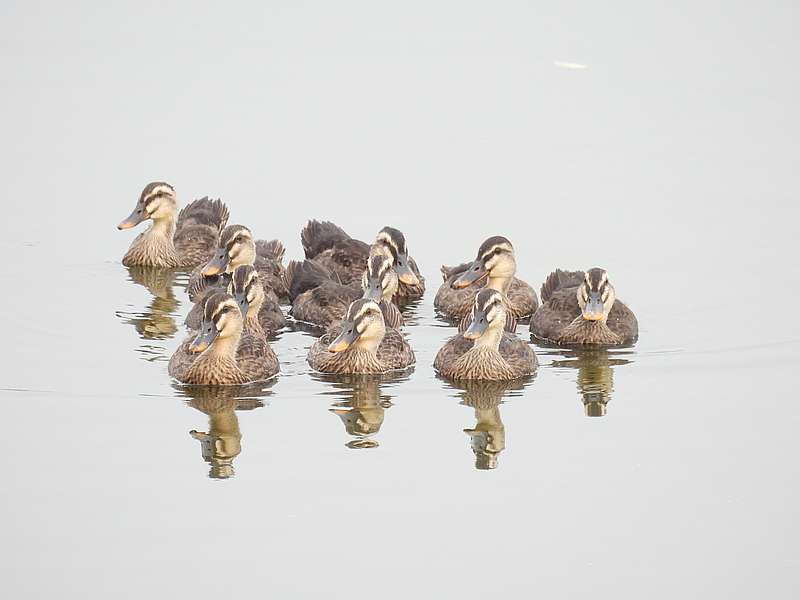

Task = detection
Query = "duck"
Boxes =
[169,292,279,385]
[185,225,288,329]
[307,299,415,374]
[226,264,285,336]
[372,226,425,302]
[434,236,538,330]
[301,221,424,300]
[287,253,403,329]
[301,220,371,285]
[434,289,538,381]
[118,181,229,268]
[530,268,638,346]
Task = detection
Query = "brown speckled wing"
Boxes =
[258,290,287,335]
[236,332,280,381]
[380,300,405,330]
[168,335,198,380]
[606,300,639,344]
[498,333,538,375]
[375,329,415,370]
[174,197,229,266]
[530,287,580,342]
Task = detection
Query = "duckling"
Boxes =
[530,268,638,346]
[435,289,538,381]
[188,225,287,300]
[169,292,279,385]
[287,253,403,329]
[372,226,425,302]
[302,220,371,285]
[118,182,229,268]
[227,264,286,337]
[185,225,287,327]
[308,299,415,374]
[434,236,538,330]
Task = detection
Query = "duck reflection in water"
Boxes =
[117,265,182,360]
[313,373,403,449]
[451,380,527,470]
[549,347,632,416]
[175,383,271,478]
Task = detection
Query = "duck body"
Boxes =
[530,269,638,346]
[433,237,537,329]
[119,183,229,268]
[168,330,278,384]
[307,299,414,374]
[169,292,279,385]
[286,260,362,327]
[434,288,537,381]
[434,332,537,381]
[302,220,370,285]
[308,328,415,374]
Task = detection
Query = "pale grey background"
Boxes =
[0,1,798,598]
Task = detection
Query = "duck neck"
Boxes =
[486,274,512,294]
[471,323,504,352]
[245,308,264,336]
[207,331,241,360]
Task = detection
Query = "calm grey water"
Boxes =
[2,2,799,598]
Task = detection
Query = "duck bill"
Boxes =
[202,248,230,276]
[362,279,383,302]
[189,322,219,353]
[328,323,359,353]
[117,207,147,230]
[395,256,419,286]
[233,294,250,317]
[463,313,488,340]
[582,292,605,321]
[452,260,487,289]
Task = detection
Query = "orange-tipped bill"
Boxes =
[395,257,420,286]
[328,323,359,353]
[189,321,218,353]
[581,292,605,321]
[452,260,487,289]
[117,207,147,230]
[202,248,229,276]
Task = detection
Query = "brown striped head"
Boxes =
[227,264,264,318]
[453,236,516,289]
[201,225,255,276]
[374,226,419,285]
[577,268,616,321]
[328,299,386,353]
[463,289,507,340]
[361,253,399,302]
[118,182,177,230]
[189,292,243,353]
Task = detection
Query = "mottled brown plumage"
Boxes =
[434,236,538,328]
[302,220,371,285]
[530,268,638,346]
[170,293,279,385]
[119,183,228,268]
[308,299,415,374]
[435,289,537,381]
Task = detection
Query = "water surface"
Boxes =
[1,2,798,598]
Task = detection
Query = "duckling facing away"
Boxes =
[435,289,538,381]
[287,253,403,329]
[434,236,538,330]
[118,182,229,268]
[308,299,415,374]
[169,292,279,385]
[530,268,638,346]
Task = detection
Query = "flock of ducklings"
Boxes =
[118,182,639,386]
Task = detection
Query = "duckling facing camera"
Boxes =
[308,299,415,374]
[435,289,538,381]
[169,292,279,385]
[530,268,638,346]
[118,182,229,268]
[434,236,537,329]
